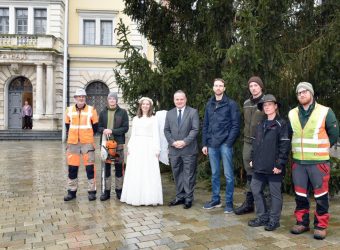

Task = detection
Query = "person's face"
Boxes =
[108,97,117,108]
[75,95,86,106]
[141,100,151,113]
[263,101,277,116]
[297,88,313,105]
[249,82,262,98]
[213,80,225,96]
[24,101,28,105]
[174,93,187,109]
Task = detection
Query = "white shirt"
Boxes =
[177,106,186,119]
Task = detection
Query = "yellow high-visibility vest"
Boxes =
[289,103,330,161]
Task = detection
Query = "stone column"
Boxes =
[46,64,54,115]
[35,64,44,116]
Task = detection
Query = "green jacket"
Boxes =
[98,105,129,145]
[243,94,266,143]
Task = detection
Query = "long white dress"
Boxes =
[120,115,163,206]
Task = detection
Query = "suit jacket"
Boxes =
[164,106,199,156]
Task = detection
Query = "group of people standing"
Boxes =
[63,76,338,241]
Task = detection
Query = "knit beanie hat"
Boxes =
[296,82,314,96]
[248,76,264,90]
[107,92,118,102]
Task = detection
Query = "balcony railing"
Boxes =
[0,34,63,52]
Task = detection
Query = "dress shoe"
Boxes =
[168,199,185,206]
[290,224,310,234]
[183,202,192,209]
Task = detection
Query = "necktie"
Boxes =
[178,109,182,126]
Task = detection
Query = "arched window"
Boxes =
[86,81,109,113]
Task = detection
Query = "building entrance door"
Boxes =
[86,81,109,113]
[8,77,33,129]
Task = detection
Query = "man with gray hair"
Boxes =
[64,88,99,201]
[164,90,199,209]
[289,82,338,240]
[98,92,129,201]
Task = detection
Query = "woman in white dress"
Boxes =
[120,97,163,206]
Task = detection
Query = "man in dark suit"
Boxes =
[164,90,199,209]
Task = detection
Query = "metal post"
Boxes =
[62,0,69,142]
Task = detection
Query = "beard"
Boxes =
[299,96,313,106]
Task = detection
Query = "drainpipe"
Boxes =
[62,0,69,142]
[67,58,70,106]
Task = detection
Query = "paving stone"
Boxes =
[123,232,143,239]
[117,244,139,250]
[137,240,157,248]
[0,141,340,250]
[137,234,160,242]
[141,229,162,235]
[170,234,191,242]
[132,225,150,231]
[151,246,171,250]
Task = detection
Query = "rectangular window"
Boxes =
[0,8,9,34]
[16,8,28,34]
[100,20,112,45]
[34,9,47,34]
[83,20,95,45]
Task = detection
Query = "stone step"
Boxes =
[0,130,62,140]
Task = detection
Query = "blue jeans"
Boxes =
[208,144,234,204]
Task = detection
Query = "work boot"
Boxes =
[88,191,96,201]
[248,218,268,227]
[64,190,76,201]
[235,192,254,215]
[115,189,122,199]
[314,228,327,240]
[265,221,280,231]
[290,224,310,234]
[100,190,111,201]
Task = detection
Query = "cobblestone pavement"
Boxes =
[0,141,340,250]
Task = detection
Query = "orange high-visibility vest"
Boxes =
[65,105,98,144]
[289,103,330,161]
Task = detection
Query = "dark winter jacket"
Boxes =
[202,94,241,148]
[98,105,129,145]
[251,115,291,175]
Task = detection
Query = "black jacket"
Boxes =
[98,106,129,145]
[251,115,291,175]
[202,94,241,147]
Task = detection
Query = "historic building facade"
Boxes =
[0,0,153,131]
[0,0,65,130]
[68,0,153,114]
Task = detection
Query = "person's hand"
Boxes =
[249,161,253,168]
[173,141,185,148]
[176,140,186,148]
[103,129,112,136]
[273,167,282,174]
[202,146,208,155]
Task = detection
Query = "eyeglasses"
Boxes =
[297,90,309,96]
